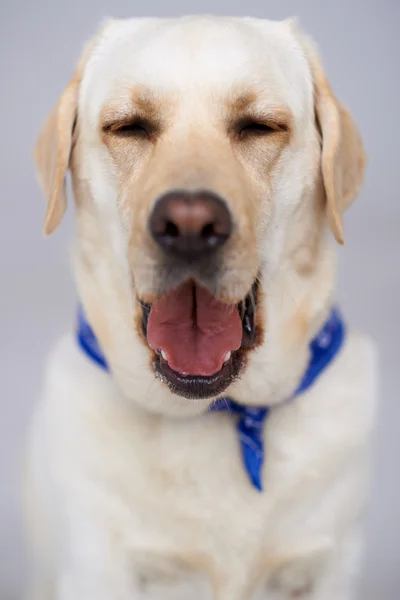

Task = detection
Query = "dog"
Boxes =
[24,15,377,600]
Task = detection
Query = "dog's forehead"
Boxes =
[81,17,312,124]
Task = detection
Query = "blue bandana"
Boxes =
[77,306,345,492]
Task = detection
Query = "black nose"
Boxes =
[149,191,232,259]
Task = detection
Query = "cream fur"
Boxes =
[25,15,377,600]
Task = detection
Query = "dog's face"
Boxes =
[35,16,365,413]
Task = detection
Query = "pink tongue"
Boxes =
[147,281,242,376]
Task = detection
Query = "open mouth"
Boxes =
[140,279,259,399]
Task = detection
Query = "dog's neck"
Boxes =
[77,300,345,492]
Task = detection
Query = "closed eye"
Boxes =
[237,119,288,138]
[103,118,155,138]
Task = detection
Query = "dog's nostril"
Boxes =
[165,221,180,238]
[201,223,220,247]
[149,190,232,258]
[201,223,213,237]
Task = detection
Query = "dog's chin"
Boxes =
[153,348,245,400]
[140,279,260,400]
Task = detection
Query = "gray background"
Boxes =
[1,0,399,598]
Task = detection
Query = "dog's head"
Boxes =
[35,16,365,414]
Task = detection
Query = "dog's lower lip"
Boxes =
[153,350,244,400]
[140,280,259,398]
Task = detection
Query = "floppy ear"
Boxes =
[34,31,100,235]
[34,22,113,235]
[292,25,366,244]
[34,71,80,235]
[311,52,366,244]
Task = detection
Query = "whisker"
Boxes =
[222,397,233,414]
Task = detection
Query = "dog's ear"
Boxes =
[34,71,80,235]
[33,32,100,235]
[311,50,366,244]
[290,23,366,244]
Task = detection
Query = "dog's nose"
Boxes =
[149,191,232,258]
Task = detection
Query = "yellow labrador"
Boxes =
[25,15,377,600]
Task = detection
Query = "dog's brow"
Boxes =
[226,91,292,127]
[227,91,259,113]
[131,87,162,120]
[100,87,164,129]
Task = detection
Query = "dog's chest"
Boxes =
[43,331,375,598]
[88,401,356,597]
